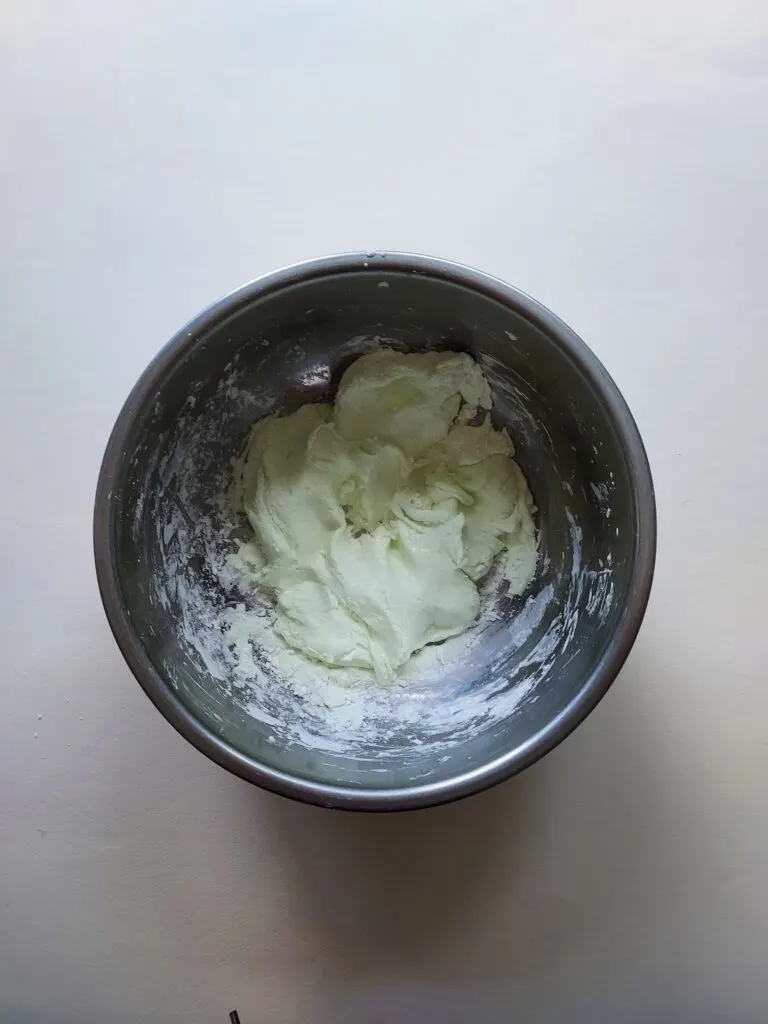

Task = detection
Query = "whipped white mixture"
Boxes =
[235,349,538,684]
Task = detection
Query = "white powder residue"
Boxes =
[131,335,617,763]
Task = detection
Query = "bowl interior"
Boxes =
[111,264,640,793]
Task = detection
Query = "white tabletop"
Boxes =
[2,2,767,1021]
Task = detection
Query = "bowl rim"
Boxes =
[94,250,657,811]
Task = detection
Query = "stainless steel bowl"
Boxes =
[94,253,656,810]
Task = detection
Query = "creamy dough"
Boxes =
[238,349,538,683]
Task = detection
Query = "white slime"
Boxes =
[236,350,538,685]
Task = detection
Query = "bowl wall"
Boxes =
[95,253,655,808]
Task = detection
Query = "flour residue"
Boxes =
[132,334,617,764]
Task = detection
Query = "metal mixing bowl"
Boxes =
[94,253,656,810]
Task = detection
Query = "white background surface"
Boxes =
[1,1,767,1021]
